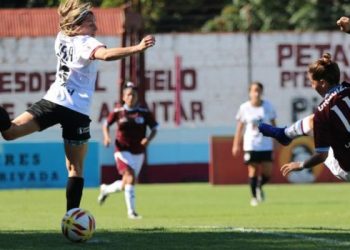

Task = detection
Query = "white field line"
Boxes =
[175,226,350,247]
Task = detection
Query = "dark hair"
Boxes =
[308,53,340,85]
[249,81,264,92]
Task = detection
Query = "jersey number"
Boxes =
[58,44,73,85]
[331,96,350,132]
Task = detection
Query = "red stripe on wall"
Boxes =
[100,163,209,184]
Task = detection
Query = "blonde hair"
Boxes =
[58,0,92,36]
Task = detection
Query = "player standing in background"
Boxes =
[260,53,350,180]
[98,82,158,219]
[0,0,155,211]
[232,82,277,206]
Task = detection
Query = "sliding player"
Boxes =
[259,53,350,180]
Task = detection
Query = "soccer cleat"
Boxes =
[97,184,108,205]
[258,123,292,146]
[250,198,258,207]
[256,186,265,202]
[128,211,142,219]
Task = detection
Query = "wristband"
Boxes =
[299,161,304,169]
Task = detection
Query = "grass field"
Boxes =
[1,183,350,249]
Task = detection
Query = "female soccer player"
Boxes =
[97,82,158,219]
[258,16,350,181]
[0,0,155,211]
[232,82,277,206]
[260,53,350,181]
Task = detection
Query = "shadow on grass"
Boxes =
[1,227,350,250]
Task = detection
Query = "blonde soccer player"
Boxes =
[0,0,155,211]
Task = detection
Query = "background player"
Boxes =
[0,0,155,212]
[232,82,277,206]
[98,82,158,219]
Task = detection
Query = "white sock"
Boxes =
[104,180,123,194]
[124,184,135,214]
[284,116,313,138]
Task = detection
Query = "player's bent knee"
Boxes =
[2,131,18,141]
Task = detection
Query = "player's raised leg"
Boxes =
[258,114,314,145]
[98,180,123,205]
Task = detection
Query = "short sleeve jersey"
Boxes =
[106,104,159,154]
[236,100,276,151]
[314,82,350,171]
[44,32,105,116]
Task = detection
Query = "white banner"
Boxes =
[1,32,350,142]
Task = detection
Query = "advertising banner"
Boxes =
[0,142,99,188]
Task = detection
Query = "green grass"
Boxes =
[1,183,350,249]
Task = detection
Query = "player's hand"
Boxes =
[232,145,241,157]
[140,138,149,147]
[138,35,155,51]
[103,137,111,147]
[281,162,303,176]
[337,16,350,33]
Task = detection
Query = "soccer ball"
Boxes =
[61,208,96,242]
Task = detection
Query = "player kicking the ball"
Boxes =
[0,0,155,212]
[97,82,158,219]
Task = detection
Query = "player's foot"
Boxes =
[258,123,292,146]
[97,184,108,205]
[256,186,265,202]
[250,198,258,207]
[128,211,142,219]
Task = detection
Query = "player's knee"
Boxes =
[2,131,17,141]
[67,164,84,177]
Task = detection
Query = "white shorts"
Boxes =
[324,148,350,181]
[114,151,145,177]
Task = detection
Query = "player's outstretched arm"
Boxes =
[337,16,350,33]
[281,152,328,176]
[94,35,155,61]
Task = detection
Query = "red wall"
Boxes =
[210,136,341,184]
[100,163,208,184]
[100,136,341,184]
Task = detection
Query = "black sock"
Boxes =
[0,107,11,132]
[258,175,270,187]
[66,177,84,211]
[249,177,258,198]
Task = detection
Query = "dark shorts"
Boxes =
[244,150,273,165]
[27,99,91,142]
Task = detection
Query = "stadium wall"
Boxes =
[1,32,350,187]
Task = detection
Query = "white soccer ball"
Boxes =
[61,208,96,242]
